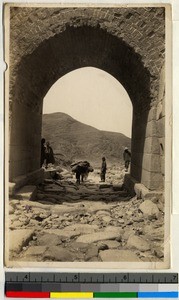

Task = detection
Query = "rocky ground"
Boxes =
[8,166,164,263]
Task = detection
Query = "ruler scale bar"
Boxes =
[5,273,179,283]
[5,273,178,298]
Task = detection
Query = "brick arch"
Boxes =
[14,26,151,112]
[9,6,165,95]
[9,6,165,192]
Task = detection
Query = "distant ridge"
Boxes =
[42,112,131,164]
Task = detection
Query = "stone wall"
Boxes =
[9,6,165,101]
[156,65,165,181]
[7,6,166,190]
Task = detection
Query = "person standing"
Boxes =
[123,147,131,172]
[45,141,55,167]
[100,157,107,182]
[40,138,46,167]
[75,166,81,185]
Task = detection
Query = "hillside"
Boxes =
[42,112,131,165]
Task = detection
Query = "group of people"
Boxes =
[41,138,55,168]
[100,147,131,182]
[41,138,131,183]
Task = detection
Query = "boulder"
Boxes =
[153,247,164,259]
[37,233,62,246]
[9,229,35,253]
[24,246,47,256]
[139,200,159,219]
[123,228,136,240]
[127,235,151,251]
[42,229,81,239]
[43,246,73,261]
[85,245,99,260]
[101,240,121,249]
[9,205,15,214]
[64,224,98,234]
[88,203,115,213]
[76,227,122,243]
[96,210,111,217]
[9,199,20,207]
[99,249,141,262]
[101,216,112,223]
[39,212,51,219]
[70,242,89,252]
[10,220,24,229]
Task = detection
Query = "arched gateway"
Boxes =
[7,6,165,193]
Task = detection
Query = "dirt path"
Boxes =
[8,167,164,263]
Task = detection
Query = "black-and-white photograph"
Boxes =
[5,4,171,268]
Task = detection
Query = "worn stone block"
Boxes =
[144,191,163,201]
[142,153,161,173]
[158,64,165,104]
[143,137,160,154]
[156,117,165,138]
[13,174,28,190]
[160,156,165,176]
[146,120,158,138]
[147,106,157,122]
[9,182,16,196]
[15,185,37,201]
[159,138,165,155]
[134,183,149,199]
[156,101,163,120]
[141,169,164,190]
[162,97,165,117]
[12,168,44,191]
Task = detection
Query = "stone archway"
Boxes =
[8,6,165,192]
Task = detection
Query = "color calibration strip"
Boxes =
[6,291,179,298]
[5,273,178,298]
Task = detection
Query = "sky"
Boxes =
[43,67,132,138]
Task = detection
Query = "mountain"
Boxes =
[42,112,131,165]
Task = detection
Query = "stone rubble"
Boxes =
[8,166,164,263]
